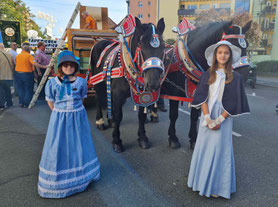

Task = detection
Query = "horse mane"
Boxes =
[188,21,229,51]
[186,21,231,70]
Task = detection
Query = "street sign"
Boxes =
[28,38,58,48]
[0,20,21,48]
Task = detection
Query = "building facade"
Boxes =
[128,0,277,54]
[129,0,158,24]
[253,0,277,54]
[178,0,232,22]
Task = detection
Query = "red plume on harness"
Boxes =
[122,14,136,37]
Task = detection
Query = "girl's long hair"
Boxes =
[208,45,234,85]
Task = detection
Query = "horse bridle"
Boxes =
[118,23,165,90]
[221,25,249,67]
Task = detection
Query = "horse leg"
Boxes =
[95,87,107,130]
[96,102,107,130]
[188,107,200,149]
[168,100,181,149]
[137,106,151,149]
[111,96,125,153]
[150,104,159,123]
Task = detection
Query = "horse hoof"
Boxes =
[150,115,159,123]
[137,139,151,149]
[113,143,124,153]
[96,124,107,131]
[169,139,181,149]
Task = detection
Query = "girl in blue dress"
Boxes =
[38,51,100,198]
[187,41,250,199]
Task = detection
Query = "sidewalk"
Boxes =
[256,75,278,88]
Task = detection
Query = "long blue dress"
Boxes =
[187,70,236,199]
[38,76,100,198]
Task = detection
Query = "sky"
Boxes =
[21,0,127,39]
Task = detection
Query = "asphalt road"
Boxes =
[0,82,277,207]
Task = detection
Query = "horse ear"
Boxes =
[242,20,252,33]
[157,18,165,35]
[223,20,233,30]
[135,17,144,33]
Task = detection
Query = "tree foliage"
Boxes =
[194,8,230,27]
[0,0,44,42]
[194,9,262,49]
[232,12,262,49]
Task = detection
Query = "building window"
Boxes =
[148,1,151,6]
[263,34,268,39]
[212,4,217,8]
[199,4,210,9]
[180,5,185,9]
[265,18,269,28]
[148,14,150,18]
[266,1,271,6]
[219,3,230,8]
[138,14,143,19]
[138,1,143,7]
[187,5,197,9]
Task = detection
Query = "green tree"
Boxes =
[0,0,44,42]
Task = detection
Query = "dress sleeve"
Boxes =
[45,79,55,102]
[29,55,35,71]
[81,78,88,99]
[221,72,250,117]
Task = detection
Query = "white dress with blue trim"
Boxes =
[38,76,100,198]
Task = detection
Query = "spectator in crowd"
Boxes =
[0,43,15,109]
[9,42,18,64]
[81,11,97,29]
[9,42,19,97]
[15,45,47,108]
[35,42,50,100]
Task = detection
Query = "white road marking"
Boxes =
[0,110,7,120]
[178,108,190,115]
[178,107,243,137]
[247,93,264,98]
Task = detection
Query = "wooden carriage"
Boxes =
[66,5,118,97]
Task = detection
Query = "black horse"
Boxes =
[161,20,252,149]
[90,17,165,152]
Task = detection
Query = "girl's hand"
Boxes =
[215,115,225,125]
[204,114,216,129]
[210,125,220,130]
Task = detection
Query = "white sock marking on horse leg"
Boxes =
[96,118,104,125]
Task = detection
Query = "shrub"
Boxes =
[166,38,176,45]
[255,61,278,73]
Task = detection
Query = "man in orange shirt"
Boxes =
[15,45,47,107]
[81,11,97,29]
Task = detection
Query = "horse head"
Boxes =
[187,20,252,80]
[223,21,252,81]
[132,17,165,91]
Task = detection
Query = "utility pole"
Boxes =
[271,3,278,60]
